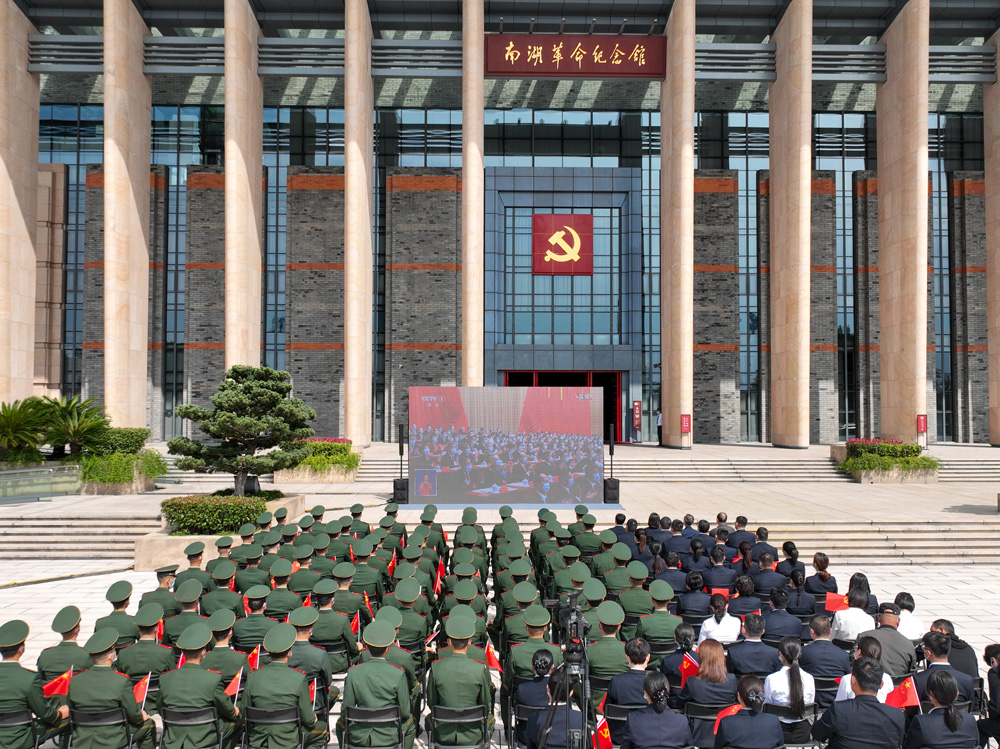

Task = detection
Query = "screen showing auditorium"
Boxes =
[408,386,605,505]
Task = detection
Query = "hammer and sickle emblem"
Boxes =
[545,226,582,263]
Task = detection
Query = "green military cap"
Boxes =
[570,561,591,583]
[410,525,429,540]
[134,603,165,628]
[242,543,263,560]
[312,533,331,550]
[350,503,364,514]
[313,579,337,595]
[270,559,293,577]
[596,601,625,626]
[457,527,476,544]
[83,628,118,655]
[362,621,395,648]
[298,516,315,530]
[263,623,297,654]
[522,605,551,628]
[333,562,356,578]
[449,604,476,620]
[560,544,581,558]
[257,511,273,524]
[627,561,649,580]
[445,616,475,640]
[502,517,519,530]
[176,579,203,603]
[293,545,313,560]
[379,516,394,529]
[513,581,538,604]
[208,610,236,632]
[310,505,325,517]
[369,528,386,542]
[325,520,345,534]
[385,502,399,513]
[0,620,28,648]
[52,605,82,633]
[238,523,256,537]
[461,508,477,524]
[555,528,572,540]
[575,506,589,516]
[426,504,438,513]
[338,515,352,525]
[375,606,403,628]
[273,507,288,519]
[582,514,597,525]
[542,510,557,521]
[612,543,632,561]
[452,548,474,564]
[184,542,205,556]
[508,559,531,576]
[583,579,607,602]
[454,562,477,577]
[261,531,281,546]
[394,578,420,603]
[352,540,373,557]
[212,560,237,580]
[106,580,133,603]
[288,606,319,627]
[545,520,561,533]
[537,509,549,519]
[420,509,435,522]
[401,545,421,561]
[155,564,179,574]
[244,585,270,600]
[599,530,618,544]
[279,526,298,539]
[393,562,416,580]
[454,579,478,601]
[216,536,234,549]
[499,505,513,518]
[177,623,213,652]
[505,543,527,558]
[649,580,675,602]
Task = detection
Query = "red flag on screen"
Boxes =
[43,669,72,697]
[885,676,920,709]
[350,612,360,635]
[248,645,260,671]
[224,668,243,697]
[591,717,612,749]
[713,704,742,734]
[485,641,503,673]
[132,673,150,706]
[825,593,850,612]
[679,652,699,687]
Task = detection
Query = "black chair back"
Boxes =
[69,708,133,749]
[683,702,732,721]
[160,707,222,749]
[0,709,37,749]
[428,704,489,749]
[314,640,348,654]
[241,706,303,749]
[762,702,817,721]
[602,703,646,721]
[341,705,404,749]
[648,641,677,657]
[588,675,612,693]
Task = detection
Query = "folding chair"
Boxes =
[241,706,303,749]
[69,708,136,749]
[684,702,733,749]
[341,705,404,749]
[159,707,222,749]
[510,704,545,749]
[0,709,38,749]
[813,677,841,711]
[763,702,820,747]
[426,705,490,749]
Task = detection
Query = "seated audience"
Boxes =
[835,636,894,703]
[764,636,815,745]
[697,593,741,645]
[903,670,979,749]
[620,671,692,749]
[812,656,905,748]
[804,552,838,595]
[714,674,785,749]
[830,586,876,643]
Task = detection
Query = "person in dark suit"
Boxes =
[655,552,689,594]
[610,514,630,541]
[750,528,778,563]
[676,572,710,617]
[659,624,697,693]
[709,529,740,564]
[645,514,669,547]
[606,639,652,744]
[931,620,980,682]
[678,639,738,748]
[664,520,692,556]
[726,517,755,550]
[726,614,782,677]
[800,615,851,678]
[714,674,785,749]
[977,643,1000,747]
[750,553,786,600]
[703,547,738,593]
[526,663,584,749]
[903,670,979,749]
[681,540,711,574]
[621,671,692,749]
[914,632,975,704]
[727,576,762,617]
[804,552,838,595]
[848,573,880,615]
[786,569,817,617]
[811,656,905,748]
[514,649,552,745]
[762,587,804,638]
[776,541,805,578]
[681,515,698,539]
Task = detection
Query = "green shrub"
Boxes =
[845,439,922,459]
[0,399,45,459]
[80,449,168,483]
[39,396,109,457]
[3,446,44,465]
[299,451,360,472]
[161,495,268,535]
[210,488,285,501]
[138,449,169,478]
[839,453,940,474]
[91,427,150,456]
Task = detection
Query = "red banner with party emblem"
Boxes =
[531,214,594,275]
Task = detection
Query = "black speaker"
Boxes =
[603,478,620,504]
[608,438,615,456]
[244,476,261,495]
[393,478,409,504]
[398,423,406,456]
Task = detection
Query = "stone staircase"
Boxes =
[160,456,273,486]
[0,516,163,561]
[355,458,405,483]
[938,459,1000,482]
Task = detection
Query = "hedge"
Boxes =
[211,488,286,501]
[80,449,168,483]
[90,427,151,456]
[845,438,922,459]
[839,452,940,474]
[295,437,360,472]
[161,495,268,535]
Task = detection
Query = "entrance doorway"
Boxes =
[504,370,621,442]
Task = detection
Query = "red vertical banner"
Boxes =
[917,414,927,434]
[680,414,692,434]
[632,401,641,431]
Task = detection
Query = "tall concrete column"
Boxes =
[876,0,929,443]
[344,0,374,446]
[659,0,695,448]
[985,30,1000,445]
[103,0,150,426]
[768,0,812,448]
[224,0,263,369]
[0,0,39,403]
[461,0,484,387]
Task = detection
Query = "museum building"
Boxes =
[1,0,999,449]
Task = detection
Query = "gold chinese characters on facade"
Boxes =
[485,34,667,79]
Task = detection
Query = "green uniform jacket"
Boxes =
[310,556,335,579]
[310,610,359,673]
[634,611,682,669]
[200,646,249,686]
[67,665,152,749]
[200,588,246,620]
[326,539,349,563]
[156,662,238,749]
[288,569,322,595]
[440,593,488,618]
[163,611,209,649]
[348,563,384,599]
[0,661,63,749]
[239,661,317,748]
[575,532,602,555]
[396,609,429,645]
[618,588,655,640]
[36,640,92,681]
[602,567,631,595]
[382,592,431,617]
[342,658,411,746]
[586,636,629,712]
[507,639,563,679]
[264,588,302,619]
[115,639,177,678]
[440,613,487,644]
[173,567,213,593]
[591,551,616,577]
[139,588,181,619]
[349,519,370,538]
[258,553,279,572]
[232,613,278,649]
[234,567,270,594]
[95,611,140,649]
[426,653,494,745]
[360,646,417,693]
[288,641,334,712]
[205,556,230,575]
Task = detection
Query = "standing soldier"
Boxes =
[139,565,181,618]
[201,610,250,687]
[426,616,495,745]
[36,606,92,682]
[115,603,176,680]
[174,542,214,592]
[0,620,70,748]
[95,580,140,648]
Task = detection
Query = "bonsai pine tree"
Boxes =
[167,365,315,494]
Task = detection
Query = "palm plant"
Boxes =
[0,399,46,459]
[39,396,110,458]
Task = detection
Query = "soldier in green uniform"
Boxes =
[326,519,349,562]
[174,542,214,593]
[440,602,488,649]
[309,504,326,523]
[435,605,488,665]
[590,531,619,577]
[163,579,208,649]
[115,603,177,679]
[490,505,514,547]
[139,565,181,618]
[277,526,299,560]
[205,536,233,574]
[498,561,535,620]
[338,620,415,749]
[310,578,360,673]
[349,540,385,599]
[228,526,257,567]
[552,552,588,596]
[157,623,241,749]
[234,544,269,593]
[272,506,288,525]
[256,511,273,532]
[288,546,322,595]
[497,556,534,596]
[384,564,432,617]
[544,529,575,576]
[201,610,250,686]
[426,616,495,745]
[586,601,629,711]
[502,605,563,708]
[265,558,303,620]
[36,606,93,682]
[364,607,420,717]
[445,578,488,618]
[568,505,589,536]
[394,578,430,647]
[310,534,335,577]
[618,561,654,640]
[95,580,140,648]
[295,515,317,548]
[581,579,607,632]
[232,585,277,649]
[504,582,543,646]
[634,581,680,670]
[287,607,337,714]
[602,544,634,595]
[68,628,155,749]
[332,563,373,624]
[240,624,327,749]
[348,503,370,538]
[200,560,246,620]
[0,619,70,749]
[444,561,486,598]
[575,515,602,554]
[257,532,281,573]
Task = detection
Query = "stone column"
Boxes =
[344,0,374,446]
[462,0,484,387]
[35,164,67,398]
[659,0,695,448]
[876,0,930,443]
[224,0,263,369]
[768,0,812,448]
[985,30,1000,445]
[103,0,151,427]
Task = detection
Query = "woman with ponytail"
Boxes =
[903,670,979,748]
[620,672,692,749]
[776,541,804,577]
[658,623,698,689]
[683,538,711,573]
[697,593,741,645]
[714,675,785,749]
[764,636,816,743]
[737,541,755,575]
[785,569,816,617]
[805,551,838,594]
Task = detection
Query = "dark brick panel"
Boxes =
[810,171,839,444]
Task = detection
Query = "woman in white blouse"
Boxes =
[830,587,876,643]
[834,635,894,703]
[697,593,741,645]
[764,636,816,744]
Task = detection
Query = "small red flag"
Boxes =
[228,578,236,592]
[425,625,440,648]
[248,645,260,671]
[156,620,165,642]
[710,588,730,599]
[679,652,699,687]
[132,673,150,706]
[309,678,317,704]
[590,717,613,749]
[350,612,360,635]
[387,551,397,578]
[825,593,850,612]
[243,596,251,615]
[363,592,375,619]
[433,558,446,596]
[485,641,503,673]
[177,653,186,668]
[597,692,607,713]
[43,669,72,697]
[443,530,449,543]
[224,668,243,697]
[291,562,300,574]
[349,546,355,562]
[713,704,742,734]
[303,595,312,608]
[885,676,920,709]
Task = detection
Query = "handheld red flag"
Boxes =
[248,645,260,671]
[228,578,236,592]
[597,692,607,713]
[443,530,449,544]
[291,562,300,574]
[590,717,613,749]
[156,620,165,642]
[349,546,355,562]
[224,668,243,698]
[710,588,730,599]
[679,652,699,687]
[303,595,312,608]
[177,653,186,669]
[243,596,251,616]
[885,676,920,709]
[713,704,742,734]
[387,551,397,578]
[363,592,375,620]
[825,593,850,612]
[133,673,150,706]
[309,678,317,706]
[485,641,503,673]
[42,669,73,698]
[433,558,446,596]
[425,624,440,647]
[350,611,360,635]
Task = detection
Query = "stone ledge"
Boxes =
[273,466,357,484]
[852,468,939,485]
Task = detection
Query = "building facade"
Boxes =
[1,0,998,448]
